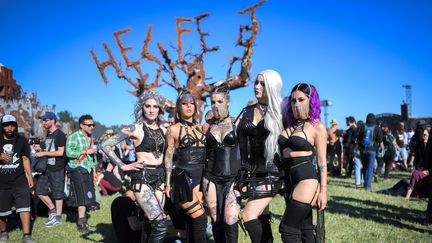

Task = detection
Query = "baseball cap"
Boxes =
[39,111,57,121]
[1,114,17,124]
[331,119,337,125]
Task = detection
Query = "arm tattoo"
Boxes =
[164,128,175,185]
[318,164,327,173]
[101,145,125,168]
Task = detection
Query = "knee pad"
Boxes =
[281,198,312,228]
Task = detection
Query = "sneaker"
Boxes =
[45,212,56,225]
[22,235,35,243]
[46,216,61,228]
[0,232,9,243]
[77,223,91,233]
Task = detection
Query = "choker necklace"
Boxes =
[257,103,267,116]
[179,118,195,127]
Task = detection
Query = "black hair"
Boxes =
[78,114,93,124]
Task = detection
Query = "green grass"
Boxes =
[6,171,431,242]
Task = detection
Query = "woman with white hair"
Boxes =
[237,69,284,243]
[101,89,168,243]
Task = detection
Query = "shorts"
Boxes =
[397,147,408,161]
[35,169,65,200]
[0,186,31,216]
[70,168,96,207]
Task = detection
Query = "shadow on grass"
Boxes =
[80,223,117,242]
[327,196,432,234]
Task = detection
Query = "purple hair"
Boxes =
[284,83,321,127]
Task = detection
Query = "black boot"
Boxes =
[147,219,168,243]
[279,224,302,243]
[300,210,315,243]
[259,214,273,243]
[244,219,263,243]
[188,214,208,243]
[224,222,238,243]
[141,217,152,243]
[212,221,225,243]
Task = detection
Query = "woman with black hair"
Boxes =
[203,84,241,242]
[164,91,208,243]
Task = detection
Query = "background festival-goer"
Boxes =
[66,114,98,233]
[278,83,327,242]
[237,69,283,243]
[34,112,66,227]
[0,115,35,243]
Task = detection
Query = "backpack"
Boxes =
[363,125,375,148]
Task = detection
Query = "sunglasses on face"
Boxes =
[82,123,95,128]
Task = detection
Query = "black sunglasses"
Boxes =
[82,123,95,128]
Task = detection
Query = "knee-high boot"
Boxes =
[244,219,263,243]
[259,214,273,243]
[211,221,225,243]
[141,217,152,243]
[279,198,312,243]
[300,210,315,243]
[148,219,168,243]
[187,214,208,243]
[224,222,238,243]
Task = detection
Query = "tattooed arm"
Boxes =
[101,125,142,171]
[315,121,328,211]
[164,125,176,198]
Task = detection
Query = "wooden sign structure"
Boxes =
[90,1,266,121]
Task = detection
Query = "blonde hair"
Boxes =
[258,70,284,163]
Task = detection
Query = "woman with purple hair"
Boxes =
[278,83,328,242]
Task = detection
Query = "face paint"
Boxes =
[211,93,229,120]
[291,90,310,120]
[292,102,310,120]
[180,93,195,104]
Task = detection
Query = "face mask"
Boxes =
[292,102,310,120]
[212,102,229,120]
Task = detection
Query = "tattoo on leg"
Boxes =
[136,184,165,221]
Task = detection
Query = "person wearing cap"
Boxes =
[0,115,35,243]
[34,112,66,227]
[66,114,98,233]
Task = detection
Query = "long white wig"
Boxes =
[258,69,284,163]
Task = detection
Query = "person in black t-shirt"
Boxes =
[34,112,67,227]
[0,115,35,243]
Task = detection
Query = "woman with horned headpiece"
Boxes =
[164,91,208,243]
[202,83,242,242]
[278,83,327,242]
[101,89,168,242]
[236,69,284,243]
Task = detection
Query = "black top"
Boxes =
[135,124,167,159]
[206,122,241,179]
[176,123,206,167]
[0,135,30,189]
[46,129,67,171]
[278,122,314,152]
[237,104,277,173]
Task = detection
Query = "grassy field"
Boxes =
[5,171,431,243]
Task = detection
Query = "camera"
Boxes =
[29,137,41,145]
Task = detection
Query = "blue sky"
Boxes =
[1,0,431,128]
